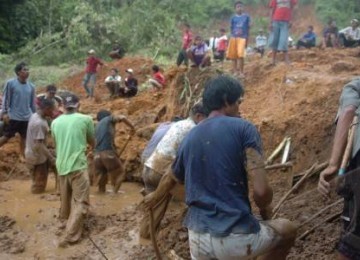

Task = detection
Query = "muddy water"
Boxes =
[0,176,144,259]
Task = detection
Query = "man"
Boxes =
[104,68,122,98]
[36,84,63,119]
[83,49,104,98]
[0,62,36,157]
[322,19,339,48]
[296,25,317,49]
[140,102,206,239]
[94,110,135,193]
[144,75,297,259]
[51,94,95,247]
[269,0,297,65]
[339,19,360,48]
[227,1,251,76]
[187,36,211,68]
[318,78,360,260]
[25,99,56,194]
[255,29,268,57]
[109,41,125,59]
[176,23,193,67]
[208,32,219,54]
[120,69,138,98]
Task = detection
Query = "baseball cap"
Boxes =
[63,94,80,108]
[126,68,134,74]
[88,49,95,54]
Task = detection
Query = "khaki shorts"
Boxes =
[189,222,280,260]
[226,37,246,59]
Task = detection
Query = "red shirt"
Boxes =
[153,72,166,86]
[269,0,297,22]
[85,56,103,73]
[217,36,228,51]
[182,31,193,50]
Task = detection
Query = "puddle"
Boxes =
[0,176,144,259]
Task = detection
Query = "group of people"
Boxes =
[84,49,166,99]
[321,18,360,48]
[0,62,137,247]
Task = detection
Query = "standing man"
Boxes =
[140,102,206,239]
[144,75,297,259]
[176,23,193,67]
[94,110,135,193]
[51,94,95,247]
[318,78,360,260]
[269,0,297,65]
[83,49,104,98]
[25,99,56,194]
[0,62,36,157]
[227,1,251,77]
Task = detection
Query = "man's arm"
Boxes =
[246,148,273,219]
[318,105,356,195]
[143,169,178,210]
[112,115,135,132]
[86,119,95,149]
[1,81,11,120]
[30,86,36,113]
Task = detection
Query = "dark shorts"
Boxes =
[214,50,225,61]
[337,151,360,259]
[94,150,122,173]
[3,120,28,138]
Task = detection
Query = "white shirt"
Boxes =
[339,27,360,40]
[209,37,219,50]
[105,75,122,83]
[256,35,267,47]
[145,118,196,174]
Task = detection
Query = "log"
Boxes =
[299,199,343,228]
[298,211,342,240]
[272,163,317,218]
[265,162,293,171]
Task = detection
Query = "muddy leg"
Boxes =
[258,218,297,260]
[31,162,49,194]
[59,175,71,220]
[109,166,126,193]
[62,170,90,245]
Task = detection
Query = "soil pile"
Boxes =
[0,216,27,254]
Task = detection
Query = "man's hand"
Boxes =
[142,192,160,211]
[2,113,9,124]
[260,205,273,220]
[318,165,338,196]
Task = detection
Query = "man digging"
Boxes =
[144,75,297,259]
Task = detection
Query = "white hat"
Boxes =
[88,49,95,54]
[126,68,134,74]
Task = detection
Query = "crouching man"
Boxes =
[25,99,56,194]
[144,75,297,259]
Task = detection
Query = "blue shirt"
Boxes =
[2,78,35,121]
[301,32,316,44]
[230,14,251,38]
[95,116,115,152]
[141,122,172,162]
[172,115,262,237]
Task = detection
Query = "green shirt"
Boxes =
[51,113,94,175]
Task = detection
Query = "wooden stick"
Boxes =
[299,199,343,228]
[281,138,291,164]
[298,211,342,240]
[118,133,133,157]
[265,162,293,171]
[149,209,162,260]
[266,137,288,165]
[338,116,358,176]
[272,163,317,218]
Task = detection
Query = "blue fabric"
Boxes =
[172,115,262,237]
[141,122,172,162]
[230,14,251,38]
[270,21,289,51]
[302,32,316,45]
[2,78,35,121]
[95,116,115,152]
